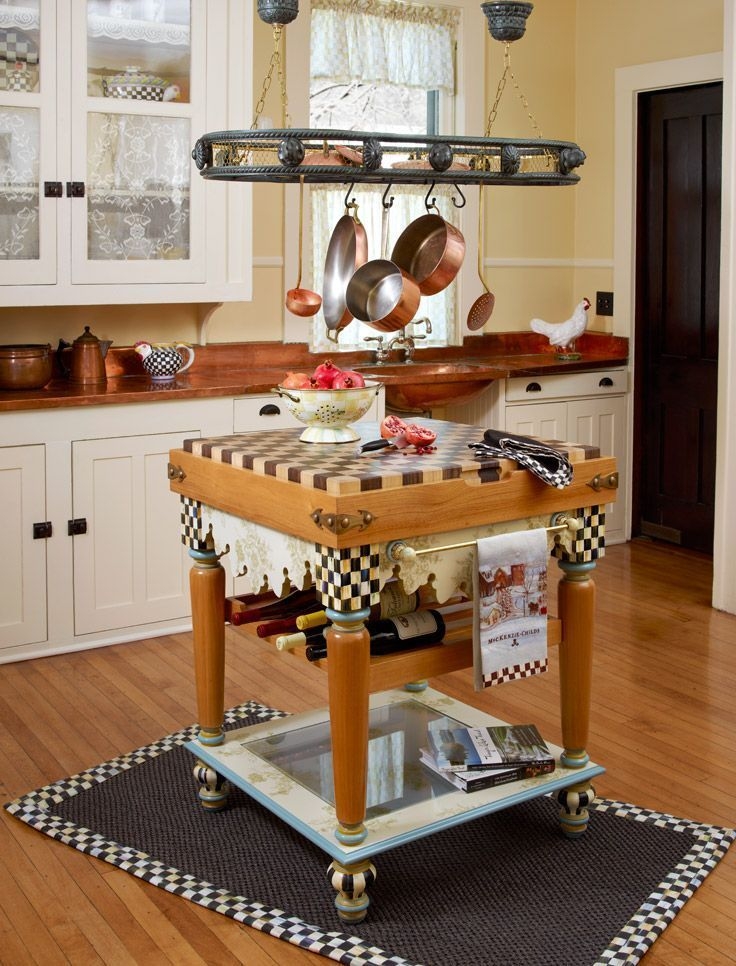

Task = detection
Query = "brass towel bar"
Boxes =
[385,514,580,563]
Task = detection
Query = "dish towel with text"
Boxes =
[473,528,549,689]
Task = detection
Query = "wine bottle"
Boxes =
[303,610,447,661]
[229,587,321,626]
[289,579,421,635]
[276,625,328,651]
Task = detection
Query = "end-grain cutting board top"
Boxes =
[182,420,599,497]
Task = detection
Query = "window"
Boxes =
[283,0,483,353]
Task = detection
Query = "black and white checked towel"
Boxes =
[469,428,573,489]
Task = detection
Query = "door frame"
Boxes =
[613,50,731,604]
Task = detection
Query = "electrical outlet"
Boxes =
[596,291,614,316]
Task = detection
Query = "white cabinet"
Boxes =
[0,444,48,649]
[446,369,629,544]
[0,397,233,662]
[0,0,251,304]
[71,431,197,635]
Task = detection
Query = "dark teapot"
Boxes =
[58,326,112,385]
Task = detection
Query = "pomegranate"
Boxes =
[404,423,437,448]
[380,415,408,439]
[281,371,312,389]
[311,359,341,388]
[332,369,366,389]
[404,423,437,452]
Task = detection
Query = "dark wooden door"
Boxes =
[634,83,722,554]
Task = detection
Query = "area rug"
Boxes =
[6,701,734,966]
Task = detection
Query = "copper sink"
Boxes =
[355,361,493,412]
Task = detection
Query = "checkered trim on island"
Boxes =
[180,496,209,551]
[315,543,381,610]
[551,505,606,562]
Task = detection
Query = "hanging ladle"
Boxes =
[467,183,496,330]
[285,177,322,317]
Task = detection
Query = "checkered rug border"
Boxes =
[5,704,734,966]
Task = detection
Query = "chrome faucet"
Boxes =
[386,318,432,363]
[364,335,390,364]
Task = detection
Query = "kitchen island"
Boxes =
[168,419,617,921]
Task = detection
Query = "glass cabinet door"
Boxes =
[0,0,57,284]
[70,0,205,284]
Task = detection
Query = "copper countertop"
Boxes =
[0,333,628,413]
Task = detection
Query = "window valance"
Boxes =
[310,0,459,95]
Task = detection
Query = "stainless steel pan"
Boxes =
[322,201,368,332]
[345,203,420,333]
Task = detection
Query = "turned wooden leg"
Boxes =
[325,607,371,847]
[189,547,226,747]
[328,857,377,923]
[557,559,596,769]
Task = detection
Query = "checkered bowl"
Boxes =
[272,382,380,443]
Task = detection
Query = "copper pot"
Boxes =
[58,326,111,385]
[391,212,465,295]
[0,344,53,391]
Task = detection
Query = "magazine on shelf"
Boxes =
[420,750,528,792]
[426,721,555,774]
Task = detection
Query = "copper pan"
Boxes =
[391,209,465,296]
[322,201,368,332]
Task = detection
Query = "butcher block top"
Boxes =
[170,420,616,548]
[182,420,600,496]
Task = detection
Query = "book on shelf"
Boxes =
[419,750,528,792]
[426,721,555,775]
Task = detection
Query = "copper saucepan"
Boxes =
[345,203,420,333]
[391,206,465,296]
[322,200,369,333]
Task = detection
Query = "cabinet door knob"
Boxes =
[598,377,614,388]
[259,403,281,416]
[525,381,542,393]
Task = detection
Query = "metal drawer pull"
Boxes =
[525,381,542,393]
[598,377,614,388]
[259,403,281,416]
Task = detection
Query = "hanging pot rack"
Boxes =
[191,1,586,189]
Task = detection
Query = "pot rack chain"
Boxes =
[485,41,543,139]
[251,23,291,129]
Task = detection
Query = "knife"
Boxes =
[360,438,395,453]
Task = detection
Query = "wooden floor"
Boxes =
[1,538,735,965]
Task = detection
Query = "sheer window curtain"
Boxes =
[308,0,460,353]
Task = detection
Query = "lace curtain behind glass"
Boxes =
[309,0,460,352]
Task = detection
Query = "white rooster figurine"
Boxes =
[530,297,590,359]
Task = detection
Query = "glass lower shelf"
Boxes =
[186,687,605,865]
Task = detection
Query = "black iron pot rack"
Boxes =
[192,128,585,187]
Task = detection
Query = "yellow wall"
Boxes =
[571,0,723,324]
[0,2,725,346]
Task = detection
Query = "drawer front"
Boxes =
[233,395,300,432]
[505,368,628,402]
